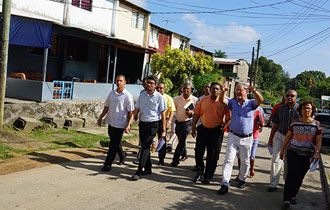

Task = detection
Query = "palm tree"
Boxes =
[214,49,227,58]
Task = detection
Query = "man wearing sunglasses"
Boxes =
[267,89,300,192]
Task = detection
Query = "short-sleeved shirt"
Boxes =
[163,93,176,119]
[104,89,134,129]
[227,98,258,135]
[194,95,230,128]
[135,90,167,122]
[288,119,322,151]
[174,94,197,122]
[253,107,265,139]
[271,102,283,116]
[272,103,300,135]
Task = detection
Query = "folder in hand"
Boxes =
[310,159,320,172]
[156,137,166,152]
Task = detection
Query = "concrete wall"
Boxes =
[7,0,114,36]
[116,2,146,46]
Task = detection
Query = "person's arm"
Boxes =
[97,106,109,126]
[160,111,166,137]
[247,85,263,106]
[313,134,322,161]
[220,84,228,105]
[133,108,140,121]
[191,114,200,138]
[166,111,175,129]
[223,108,231,130]
[125,111,134,134]
[279,130,293,160]
[268,123,279,146]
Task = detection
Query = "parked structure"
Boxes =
[3,0,154,102]
[214,58,249,98]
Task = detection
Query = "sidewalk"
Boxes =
[0,128,327,210]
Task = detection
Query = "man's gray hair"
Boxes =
[235,82,248,90]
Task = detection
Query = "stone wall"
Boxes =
[4,100,105,125]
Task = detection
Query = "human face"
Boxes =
[301,103,313,118]
[204,83,211,96]
[116,76,126,90]
[156,84,165,95]
[210,84,221,99]
[183,85,192,98]
[285,90,297,105]
[146,79,156,93]
[235,85,247,101]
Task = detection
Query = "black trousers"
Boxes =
[157,120,167,162]
[172,120,192,164]
[195,124,223,179]
[136,121,159,174]
[283,150,312,201]
[104,125,125,166]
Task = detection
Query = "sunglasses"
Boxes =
[286,94,296,98]
[302,107,312,111]
[205,86,211,88]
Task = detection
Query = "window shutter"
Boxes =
[81,0,92,11]
[72,0,79,6]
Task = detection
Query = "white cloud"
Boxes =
[182,14,260,47]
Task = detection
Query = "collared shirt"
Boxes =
[163,93,176,119]
[272,103,300,135]
[104,88,134,129]
[135,90,167,122]
[227,98,258,135]
[174,94,198,122]
[194,95,230,128]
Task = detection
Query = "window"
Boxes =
[179,39,188,50]
[67,37,88,62]
[149,28,159,48]
[28,33,61,57]
[72,0,92,11]
[131,11,146,30]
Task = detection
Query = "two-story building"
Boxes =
[3,0,154,102]
[214,58,249,98]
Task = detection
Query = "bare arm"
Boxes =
[223,120,231,130]
[313,134,322,161]
[268,123,279,146]
[160,111,166,137]
[133,108,140,121]
[97,106,109,126]
[125,111,134,134]
[247,85,263,106]
[279,130,293,160]
[166,111,175,129]
[220,84,228,105]
[191,114,200,138]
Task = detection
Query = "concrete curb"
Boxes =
[319,155,330,208]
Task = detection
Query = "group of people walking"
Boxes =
[97,74,322,210]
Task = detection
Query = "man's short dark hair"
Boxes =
[116,74,126,80]
[211,82,222,89]
[146,75,158,85]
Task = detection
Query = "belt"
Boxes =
[230,130,252,138]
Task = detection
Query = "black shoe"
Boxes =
[118,152,127,165]
[158,160,164,166]
[282,202,290,210]
[101,165,111,172]
[202,177,211,185]
[133,159,139,165]
[192,165,198,171]
[170,162,178,167]
[217,185,228,195]
[193,173,202,183]
[237,180,246,189]
[131,174,141,181]
[166,146,172,152]
[290,198,297,205]
[267,187,277,192]
[141,170,152,176]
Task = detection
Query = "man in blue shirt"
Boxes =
[132,76,167,180]
[218,83,263,195]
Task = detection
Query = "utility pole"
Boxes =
[0,0,12,130]
[254,40,261,87]
[249,47,255,98]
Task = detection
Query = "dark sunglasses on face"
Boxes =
[205,86,210,88]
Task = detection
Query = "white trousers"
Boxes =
[270,131,285,188]
[222,132,253,187]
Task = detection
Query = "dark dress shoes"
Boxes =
[118,152,127,165]
[237,180,246,189]
[217,185,228,195]
[267,187,277,192]
[170,162,178,167]
[193,173,202,183]
[131,174,141,181]
[101,165,111,172]
[141,170,152,176]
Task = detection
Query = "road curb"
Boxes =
[319,155,330,208]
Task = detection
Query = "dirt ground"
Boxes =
[0,130,139,175]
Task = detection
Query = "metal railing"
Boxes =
[53,81,73,100]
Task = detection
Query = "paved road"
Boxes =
[0,128,327,210]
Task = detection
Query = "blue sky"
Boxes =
[128,0,330,78]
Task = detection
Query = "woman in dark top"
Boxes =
[279,100,322,210]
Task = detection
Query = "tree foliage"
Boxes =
[151,45,214,94]
[214,49,227,58]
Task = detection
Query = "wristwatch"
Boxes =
[315,150,320,153]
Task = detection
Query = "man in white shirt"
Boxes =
[97,75,135,171]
